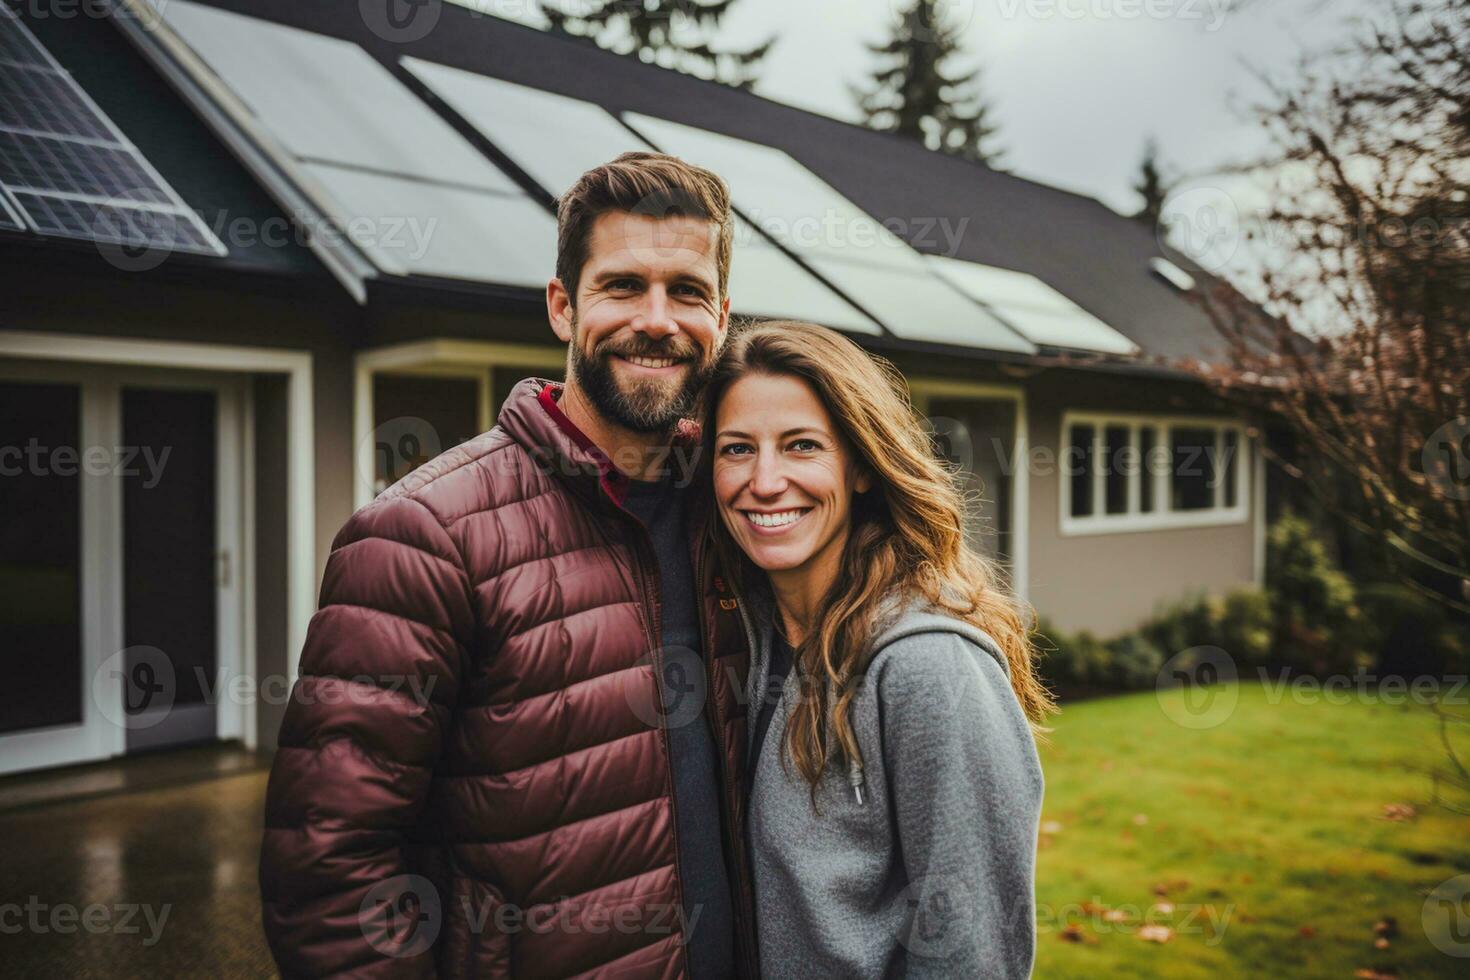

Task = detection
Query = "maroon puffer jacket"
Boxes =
[260,379,757,979]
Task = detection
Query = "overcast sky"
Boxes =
[465,0,1381,215]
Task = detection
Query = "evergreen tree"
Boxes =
[1130,136,1170,227]
[851,0,1002,165]
[538,0,773,89]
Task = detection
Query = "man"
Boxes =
[260,153,757,978]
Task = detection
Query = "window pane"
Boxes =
[1224,429,1240,508]
[492,366,561,418]
[1171,426,1216,511]
[0,381,82,734]
[122,388,217,711]
[1068,423,1095,517]
[1140,426,1157,513]
[1104,425,1129,515]
[928,398,1016,560]
[373,374,481,494]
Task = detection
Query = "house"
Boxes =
[0,0,1266,776]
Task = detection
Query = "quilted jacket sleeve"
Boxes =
[259,494,473,979]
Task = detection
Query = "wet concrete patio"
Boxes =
[0,745,276,977]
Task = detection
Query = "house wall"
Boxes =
[1023,367,1260,636]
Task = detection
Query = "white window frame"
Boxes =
[1059,411,1249,536]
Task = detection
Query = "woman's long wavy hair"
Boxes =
[705,321,1055,794]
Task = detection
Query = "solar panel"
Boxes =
[15,191,219,253]
[0,66,115,139]
[400,58,882,333]
[0,9,226,257]
[299,162,555,285]
[158,1,557,286]
[926,255,1140,355]
[622,113,1034,354]
[0,132,171,202]
[0,3,44,67]
[162,2,516,193]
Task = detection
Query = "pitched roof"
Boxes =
[15,0,1236,366]
[211,0,1229,365]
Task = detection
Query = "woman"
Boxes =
[705,321,1052,978]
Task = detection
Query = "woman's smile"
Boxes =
[741,507,814,533]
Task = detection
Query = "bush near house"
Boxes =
[1036,514,1467,699]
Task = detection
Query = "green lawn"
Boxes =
[1033,681,1470,979]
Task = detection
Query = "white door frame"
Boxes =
[0,332,314,775]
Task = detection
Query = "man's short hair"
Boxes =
[555,151,735,308]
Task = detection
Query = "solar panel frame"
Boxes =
[0,10,227,257]
[0,184,22,229]
[401,58,883,333]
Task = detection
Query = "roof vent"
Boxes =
[1150,257,1197,291]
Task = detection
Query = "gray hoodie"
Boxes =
[741,590,1044,979]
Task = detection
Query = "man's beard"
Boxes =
[569,317,715,434]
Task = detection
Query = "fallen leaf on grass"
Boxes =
[1041,820,1063,835]
[1381,803,1417,821]
[1298,925,1316,938]
[1373,917,1398,938]
[1151,902,1175,915]
[1137,924,1173,943]
[1151,878,1189,897]
[1374,937,1390,949]
[1058,924,1096,945]
[1132,813,1149,826]
[1102,908,1129,923]
[1353,969,1397,979]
